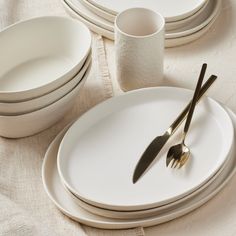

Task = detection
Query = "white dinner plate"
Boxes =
[57,87,234,211]
[42,106,236,229]
[62,0,219,47]
[65,0,113,31]
[165,14,219,47]
[86,0,207,22]
[79,0,210,32]
[62,0,114,40]
[64,0,220,39]
[80,0,115,22]
[165,0,221,39]
[165,0,209,31]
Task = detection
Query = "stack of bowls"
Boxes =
[0,16,92,138]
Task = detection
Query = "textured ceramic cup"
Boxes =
[115,8,165,91]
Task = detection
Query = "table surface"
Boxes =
[1,0,236,235]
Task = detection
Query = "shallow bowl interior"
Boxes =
[0,16,91,101]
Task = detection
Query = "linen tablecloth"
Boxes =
[1,0,236,235]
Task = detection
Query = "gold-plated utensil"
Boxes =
[166,63,207,168]
[133,68,217,184]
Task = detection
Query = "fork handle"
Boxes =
[183,63,207,137]
[168,73,217,135]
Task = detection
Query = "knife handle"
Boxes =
[168,74,217,134]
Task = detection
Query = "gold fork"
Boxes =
[166,63,207,169]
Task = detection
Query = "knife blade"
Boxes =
[133,74,218,184]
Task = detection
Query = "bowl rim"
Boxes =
[0,53,92,116]
[0,15,92,100]
[0,62,91,118]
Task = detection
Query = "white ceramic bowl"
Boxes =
[0,53,91,115]
[0,16,91,102]
[0,64,91,138]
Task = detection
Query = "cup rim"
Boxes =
[115,7,165,39]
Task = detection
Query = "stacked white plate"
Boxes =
[42,87,236,229]
[0,16,92,138]
[61,0,222,47]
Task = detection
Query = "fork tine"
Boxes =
[179,156,188,168]
[178,161,184,169]
[166,156,173,167]
[173,160,179,169]
[171,159,177,168]
[179,161,185,169]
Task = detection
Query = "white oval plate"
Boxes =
[65,0,113,31]
[65,143,234,219]
[57,87,234,211]
[86,0,207,22]
[42,106,236,229]
[65,142,233,220]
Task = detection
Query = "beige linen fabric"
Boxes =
[0,0,144,235]
[4,0,236,235]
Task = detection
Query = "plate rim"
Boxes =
[80,0,115,22]
[57,86,234,211]
[42,105,236,229]
[62,0,115,40]
[62,0,220,47]
[86,0,208,22]
[64,0,114,31]
[165,0,221,39]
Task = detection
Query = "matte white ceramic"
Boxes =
[115,8,165,91]
[42,106,236,229]
[78,9,217,48]
[0,54,91,115]
[80,0,114,23]
[86,0,207,22]
[165,0,209,31]
[0,65,91,138]
[65,0,113,31]
[62,0,114,40]
[0,16,91,102]
[165,14,219,48]
[57,87,234,211]
[165,0,221,39]
[62,1,218,47]
[65,144,234,219]
[71,0,210,31]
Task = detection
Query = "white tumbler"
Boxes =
[115,8,165,91]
